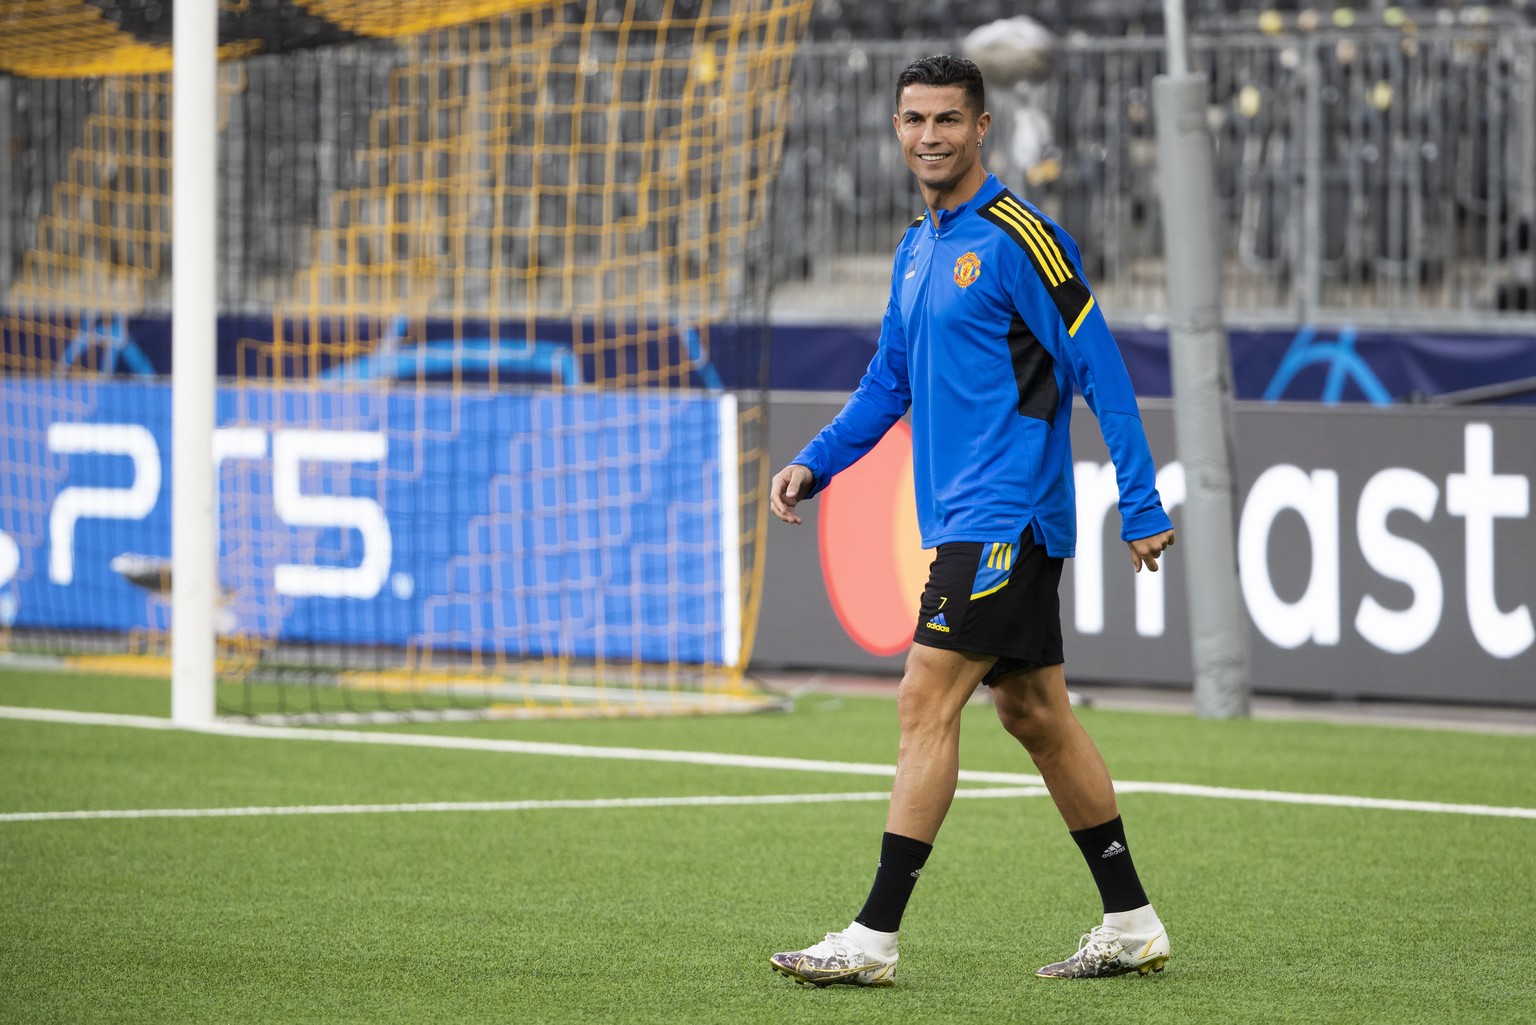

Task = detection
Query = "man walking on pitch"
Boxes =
[768,55,1176,986]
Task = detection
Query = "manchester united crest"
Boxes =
[953,251,981,288]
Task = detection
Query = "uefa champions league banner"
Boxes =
[10,312,1536,402]
[0,380,735,665]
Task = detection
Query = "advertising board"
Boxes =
[0,380,736,665]
[757,396,1536,705]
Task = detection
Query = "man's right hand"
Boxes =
[770,464,816,525]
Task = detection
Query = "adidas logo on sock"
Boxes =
[1101,841,1127,859]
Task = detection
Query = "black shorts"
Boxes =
[911,524,1065,684]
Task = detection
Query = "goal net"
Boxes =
[0,0,811,720]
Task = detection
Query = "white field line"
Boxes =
[0,787,1051,824]
[3,705,1535,821]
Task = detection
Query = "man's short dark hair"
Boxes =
[895,55,986,116]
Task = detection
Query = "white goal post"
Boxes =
[171,0,217,725]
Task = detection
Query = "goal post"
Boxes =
[0,0,812,721]
[171,0,217,725]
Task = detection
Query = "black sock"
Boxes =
[853,832,933,933]
[1070,815,1150,914]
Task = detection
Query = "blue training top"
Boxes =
[792,174,1171,557]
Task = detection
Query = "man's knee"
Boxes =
[990,668,1070,749]
[993,692,1052,747]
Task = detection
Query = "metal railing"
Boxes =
[770,28,1536,331]
[4,26,1533,332]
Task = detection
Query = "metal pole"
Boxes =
[172,0,218,725]
[1299,40,1324,323]
[1163,0,1190,76]
[1154,8,1252,718]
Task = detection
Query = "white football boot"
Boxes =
[770,929,898,987]
[1035,923,1170,979]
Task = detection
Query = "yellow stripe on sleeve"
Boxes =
[988,203,1064,286]
[999,198,1073,284]
[1067,296,1097,337]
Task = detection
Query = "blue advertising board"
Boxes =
[0,380,736,665]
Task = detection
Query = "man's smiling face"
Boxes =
[894,83,989,204]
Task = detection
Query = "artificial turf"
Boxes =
[2,668,1533,1024]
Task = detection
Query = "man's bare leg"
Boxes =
[988,663,1116,830]
[884,643,997,842]
[990,663,1169,978]
[769,643,994,986]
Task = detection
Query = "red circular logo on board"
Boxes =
[815,420,929,656]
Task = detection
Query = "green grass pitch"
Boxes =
[2,667,1534,1024]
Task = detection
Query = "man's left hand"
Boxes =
[1128,529,1176,573]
